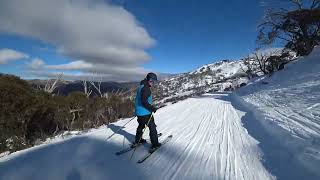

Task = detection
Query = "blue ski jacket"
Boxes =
[135,79,156,116]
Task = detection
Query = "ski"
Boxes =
[137,135,173,164]
[115,133,162,156]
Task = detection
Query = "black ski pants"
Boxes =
[135,114,159,146]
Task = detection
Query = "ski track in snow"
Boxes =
[139,96,273,180]
[237,47,320,177]
[0,94,274,180]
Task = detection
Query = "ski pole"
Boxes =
[106,116,136,141]
[130,113,153,160]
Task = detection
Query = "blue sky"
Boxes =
[122,0,265,73]
[0,0,273,81]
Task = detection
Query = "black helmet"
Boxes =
[146,72,158,81]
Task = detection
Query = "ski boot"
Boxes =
[131,139,147,148]
[149,143,162,153]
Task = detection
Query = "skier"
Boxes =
[132,72,161,151]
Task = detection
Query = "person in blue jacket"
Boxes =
[133,72,161,149]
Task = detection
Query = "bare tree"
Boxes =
[257,0,320,56]
[90,73,103,97]
[290,0,320,10]
[44,73,63,94]
[240,55,256,79]
[68,108,83,130]
[266,50,296,73]
[246,49,295,76]
[251,51,269,75]
[112,86,137,100]
[103,92,109,99]
[82,80,92,98]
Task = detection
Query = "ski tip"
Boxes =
[137,158,147,164]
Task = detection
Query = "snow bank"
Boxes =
[235,46,320,178]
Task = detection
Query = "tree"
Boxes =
[43,73,63,94]
[257,0,320,56]
[90,73,103,97]
[244,49,293,75]
[252,51,269,75]
[82,80,92,98]
[265,50,295,73]
[67,92,87,130]
[240,55,256,79]
[0,73,136,154]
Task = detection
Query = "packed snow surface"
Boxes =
[1,94,274,180]
[236,47,320,178]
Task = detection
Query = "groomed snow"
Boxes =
[235,47,320,178]
[0,94,274,180]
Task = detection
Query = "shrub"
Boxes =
[0,74,135,154]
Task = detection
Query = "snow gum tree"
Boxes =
[257,0,320,56]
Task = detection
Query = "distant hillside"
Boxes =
[155,59,250,105]
[28,79,139,96]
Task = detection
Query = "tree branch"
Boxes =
[290,0,303,10]
[44,73,63,94]
[82,80,92,98]
[311,0,320,9]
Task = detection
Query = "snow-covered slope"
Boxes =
[0,94,275,180]
[190,60,244,76]
[0,48,318,180]
[157,60,249,104]
[156,49,297,106]
[235,46,320,177]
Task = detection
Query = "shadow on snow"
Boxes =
[210,93,319,180]
[0,136,146,180]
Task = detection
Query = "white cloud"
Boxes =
[46,60,93,70]
[28,59,148,81]
[0,48,29,64]
[0,0,155,81]
[29,58,45,69]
